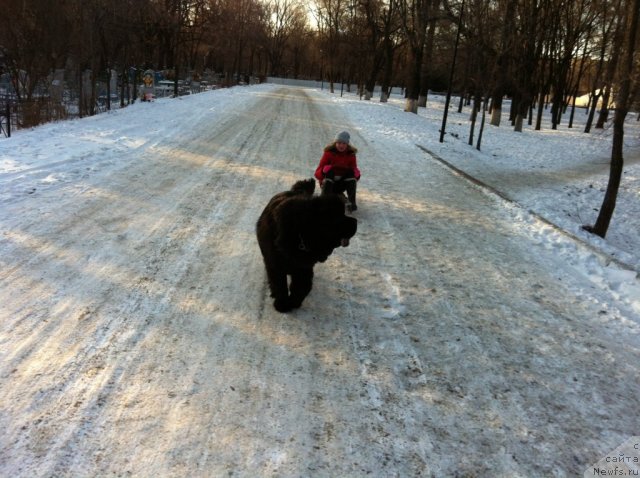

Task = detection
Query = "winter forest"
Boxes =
[1,0,639,121]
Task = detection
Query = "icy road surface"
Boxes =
[1,87,639,477]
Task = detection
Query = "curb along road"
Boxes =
[416,144,638,276]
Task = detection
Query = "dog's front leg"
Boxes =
[288,268,313,310]
[266,266,292,312]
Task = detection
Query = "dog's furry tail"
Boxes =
[290,178,316,196]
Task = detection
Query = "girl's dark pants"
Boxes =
[321,170,357,207]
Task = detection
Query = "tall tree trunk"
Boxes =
[568,36,590,128]
[595,83,612,128]
[584,89,602,133]
[418,5,439,107]
[380,36,394,102]
[595,13,623,129]
[404,45,423,113]
[476,96,488,150]
[439,0,464,142]
[535,91,545,130]
[468,93,480,145]
[586,0,638,238]
[489,0,517,126]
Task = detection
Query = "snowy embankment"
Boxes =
[0,84,639,477]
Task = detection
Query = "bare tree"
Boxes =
[313,0,350,93]
[593,3,625,129]
[0,0,73,124]
[585,0,639,238]
[463,0,494,141]
[264,0,308,77]
[545,0,592,130]
[377,1,403,102]
[511,0,549,132]
[488,0,516,127]
[287,21,315,79]
[583,0,622,133]
[359,0,387,100]
[417,0,440,107]
[395,0,434,113]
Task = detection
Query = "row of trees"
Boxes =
[1,0,638,237]
[2,0,638,121]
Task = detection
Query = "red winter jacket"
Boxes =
[314,143,361,184]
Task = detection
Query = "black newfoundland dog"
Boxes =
[256,179,357,313]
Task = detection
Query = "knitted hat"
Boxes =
[335,131,350,144]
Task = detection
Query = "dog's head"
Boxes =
[305,195,357,263]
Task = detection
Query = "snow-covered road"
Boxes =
[1,87,638,477]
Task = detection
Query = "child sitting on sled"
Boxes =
[314,131,361,212]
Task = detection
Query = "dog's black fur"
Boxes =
[256,179,357,312]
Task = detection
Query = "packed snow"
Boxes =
[1,83,639,477]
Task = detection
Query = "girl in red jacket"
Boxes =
[314,131,361,211]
